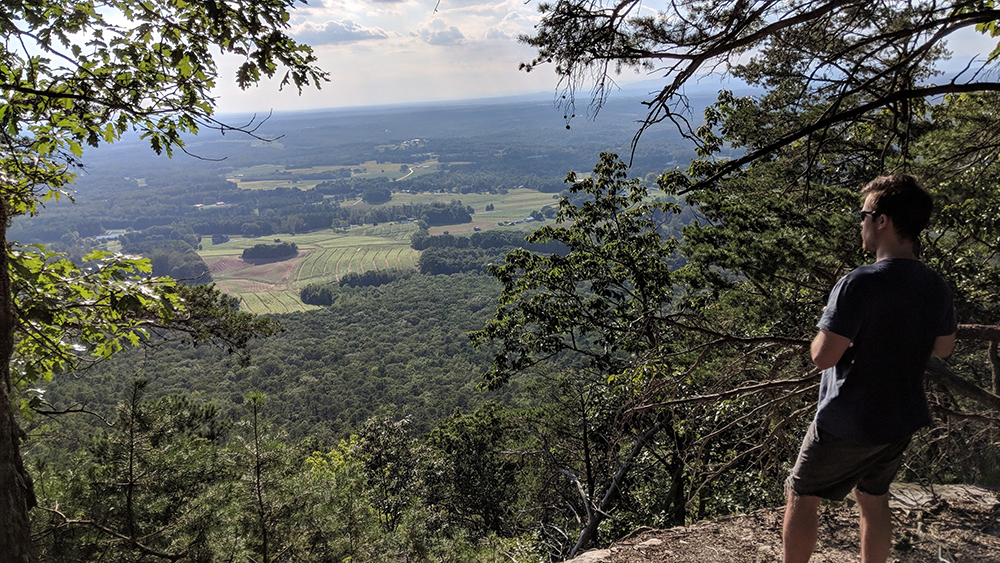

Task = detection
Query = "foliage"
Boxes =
[14,2,1000,559]
[418,247,500,275]
[424,403,521,537]
[1,0,324,555]
[242,242,299,261]
[477,3,1000,555]
[123,239,212,283]
[362,187,393,205]
[40,273,504,443]
[33,381,227,562]
[677,79,1000,517]
[411,228,568,254]
[521,0,1000,165]
[224,392,302,563]
[30,389,538,562]
[300,282,337,306]
[1,2,323,195]
[471,152,680,389]
[303,439,385,561]
[356,416,420,532]
[121,226,201,250]
[11,248,181,400]
[340,269,413,288]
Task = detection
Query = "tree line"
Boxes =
[242,242,299,261]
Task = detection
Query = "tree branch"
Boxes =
[680,82,1000,193]
[926,357,1000,412]
[630,371,820,414]
[36,507,188,561]
[568,416,666,558]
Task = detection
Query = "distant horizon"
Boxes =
[209,0,996,116]
[213,74,759,120]
[213,48,994,119]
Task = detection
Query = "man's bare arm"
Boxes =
[932,333,956,358]
[811,329,852,370]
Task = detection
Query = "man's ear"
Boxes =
[877,213,903,240]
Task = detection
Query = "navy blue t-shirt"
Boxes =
[815,259,956,444]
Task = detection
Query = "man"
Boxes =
[783,174,957,563]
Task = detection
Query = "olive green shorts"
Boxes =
[786,421,910,500]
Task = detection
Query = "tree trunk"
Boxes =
[0,201,37,563]
[568,418,664,559]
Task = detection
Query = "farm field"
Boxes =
[226,159,451,190]
[372,187,670,234]
[388,188,562,234]
[201,223,421,315]
[199,188,584,314]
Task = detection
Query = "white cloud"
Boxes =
[292,19,392,44]
[418,24,465,45]
[484,27,510,41]
[212,0,558,112]
[413,1,536,45]
[425,0,501,9]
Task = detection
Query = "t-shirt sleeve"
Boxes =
[817,275,864,341]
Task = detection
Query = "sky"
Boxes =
[214,0,568,113]
[212,0,1000,115]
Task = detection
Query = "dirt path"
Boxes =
[569,485,999,563]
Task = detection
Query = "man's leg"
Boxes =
[783,488,821,563]
[856,489,893,563]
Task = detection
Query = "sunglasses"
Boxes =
[856,210,880,220]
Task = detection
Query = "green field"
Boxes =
[227,159,453,190]
[387,188,561,234]
[201,224,421,315]
[200,188,565,314]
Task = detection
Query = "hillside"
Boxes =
[569,485,1000,563]
[35,272,508,443]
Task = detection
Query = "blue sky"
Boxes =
[212,1,1000,114]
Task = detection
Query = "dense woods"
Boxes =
[37,273,505,446]
[28,275,564,560]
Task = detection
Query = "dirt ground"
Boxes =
[569,485,1000,563]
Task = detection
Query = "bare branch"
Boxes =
[931,403,1000,424]
[630,371,820,414]
[957,323,1000,342]
[569,417,667,557]
[36,508,188,561]
[926,357,1000,412]
[33,403,114,427]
